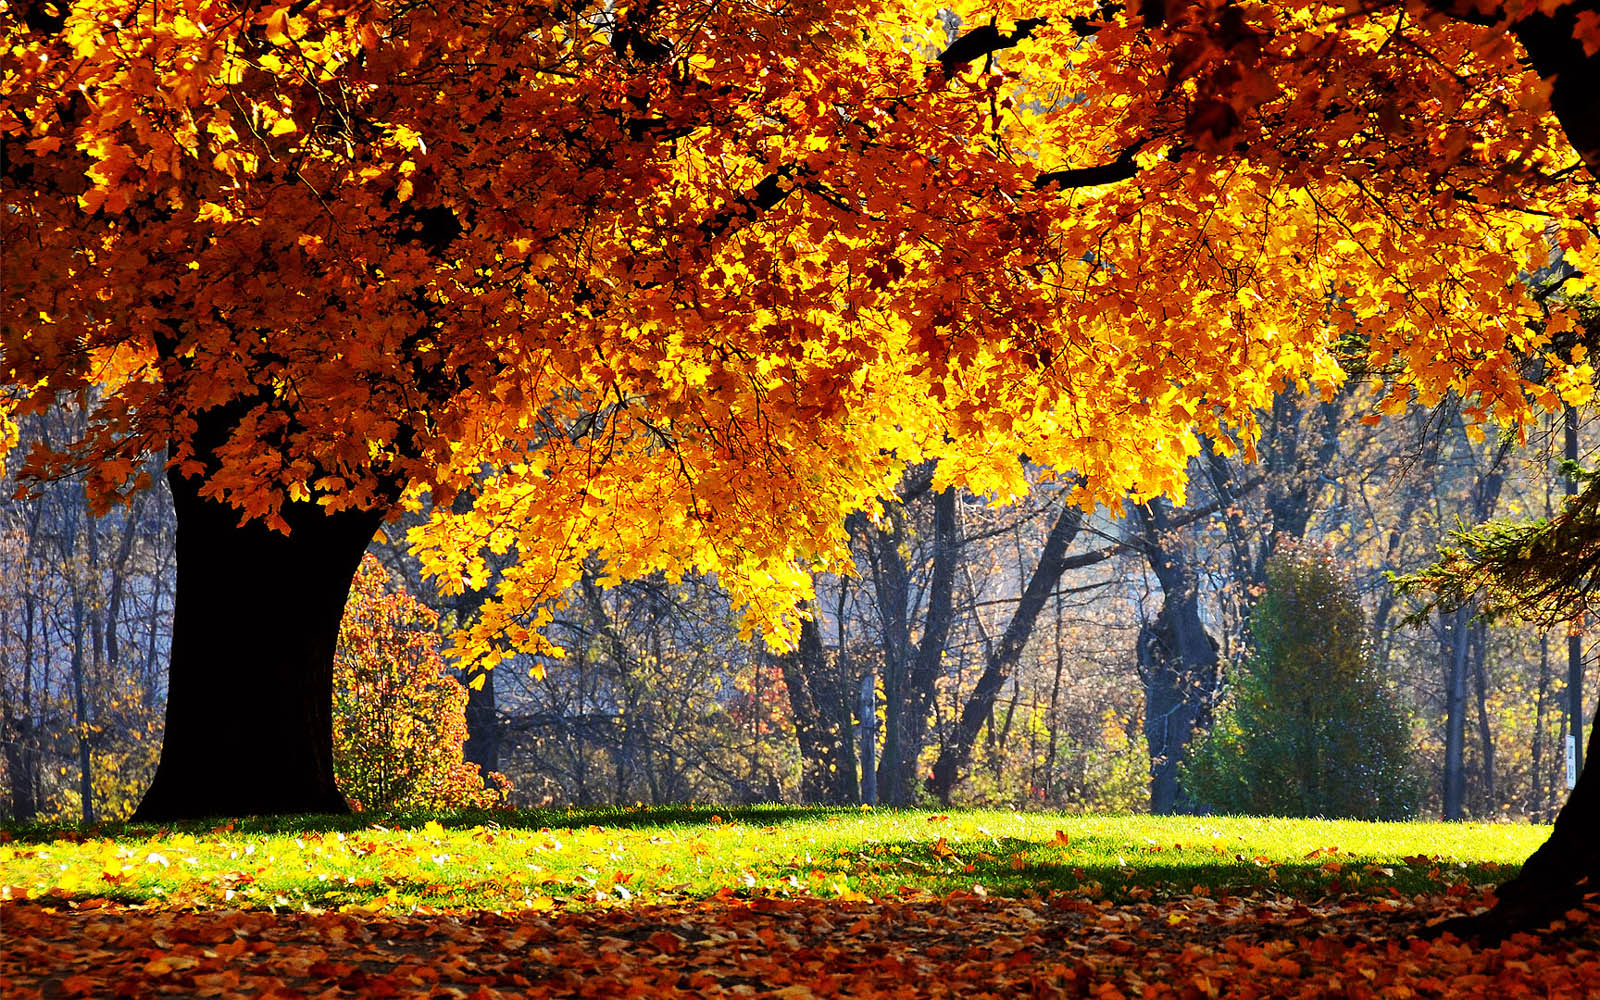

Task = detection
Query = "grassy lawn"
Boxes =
[0,805,1549,913]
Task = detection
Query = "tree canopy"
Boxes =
[6,0,1597,668]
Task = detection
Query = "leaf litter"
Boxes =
[5,888,1598,998]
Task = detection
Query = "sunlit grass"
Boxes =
[0,805,1549,914]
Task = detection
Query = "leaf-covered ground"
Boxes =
[4,808,1597,998]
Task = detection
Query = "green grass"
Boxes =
[0,805,1549,913]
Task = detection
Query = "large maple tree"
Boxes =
[4,0,1599,929]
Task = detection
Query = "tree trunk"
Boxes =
[70,588,95,824]
[858,672,878,806]
[3,716,38,822]
[1442,607,1469,821]
[1470,621,1495,812]
[1133,499,1221,815]
[1438,699,1600,942]
[903,488,958,795]
[927,501,1082,803]
[857,506,912,805]
[1533,633,1552,822]
[132,468,387,821]
[460,666,500,778]
[777,613,857,804]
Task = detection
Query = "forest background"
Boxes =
[4,391,1590,827]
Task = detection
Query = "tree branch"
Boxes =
[936,18,1050,75]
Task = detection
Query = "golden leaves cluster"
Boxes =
[4,0,1597,661]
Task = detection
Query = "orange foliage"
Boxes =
[3,0,1597,664]
[333,556,506,811]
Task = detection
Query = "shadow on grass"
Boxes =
[0,803,866,843]
[772,834,1520,903]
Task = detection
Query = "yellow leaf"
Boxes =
[265,9,291,45]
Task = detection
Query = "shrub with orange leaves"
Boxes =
[333,557,507,812]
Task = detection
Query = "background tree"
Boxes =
[332,557,505,812]
[0,409,174,822]
[1184,546,1422,821]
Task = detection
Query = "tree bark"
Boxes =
[1470,621,1495,812]
[903,488,959,794]
[776,612,857,803]
[1134,498,1221,815]
[1442,607,1469,820]
[462,665,500,778]
[1436,698,1600,942]
[857,507,912,805]
[858,671,878,806]
[132,468,387,820]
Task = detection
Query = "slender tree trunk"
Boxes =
[7,504,45,821]
[1443,607,1469,821]
[1566,408,1585,781]
[133,468,387,820]
[1469,622,1495,812]
[860,507,911,804]
[927,502,1082,803]
[858,672,877,806]
[1533,634,1551,822]
[70,588,95,824]
[1044,587,1064,802]
[902,489,958,797]
[836,584,859,803]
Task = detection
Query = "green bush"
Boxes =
[1183,546,1421,820]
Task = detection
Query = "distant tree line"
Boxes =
[1,395,1590,822]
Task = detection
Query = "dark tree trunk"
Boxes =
[777,613,857,804]
[2,716,38,821]
[927,501,1083,804]
[857,506,912,805]
[1533,634,1552,821]
[1442,607,1469,821]
[849,466,956,805]
[1470,621,1495,812]
[70,588,95,824]
[462,666,500,778]
[132,468,387,821]
[1437,699,1600,942]
[903,488,958,793]
[1134,498,1221,815]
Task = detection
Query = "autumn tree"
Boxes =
[7,2,1600,933]
[332,556,504,812]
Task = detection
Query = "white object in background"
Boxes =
[1567,733,1579,790]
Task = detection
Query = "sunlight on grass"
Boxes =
[0,806,1548,914]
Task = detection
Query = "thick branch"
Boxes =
[936,18,1050,75]
[1036,141,1147,189]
